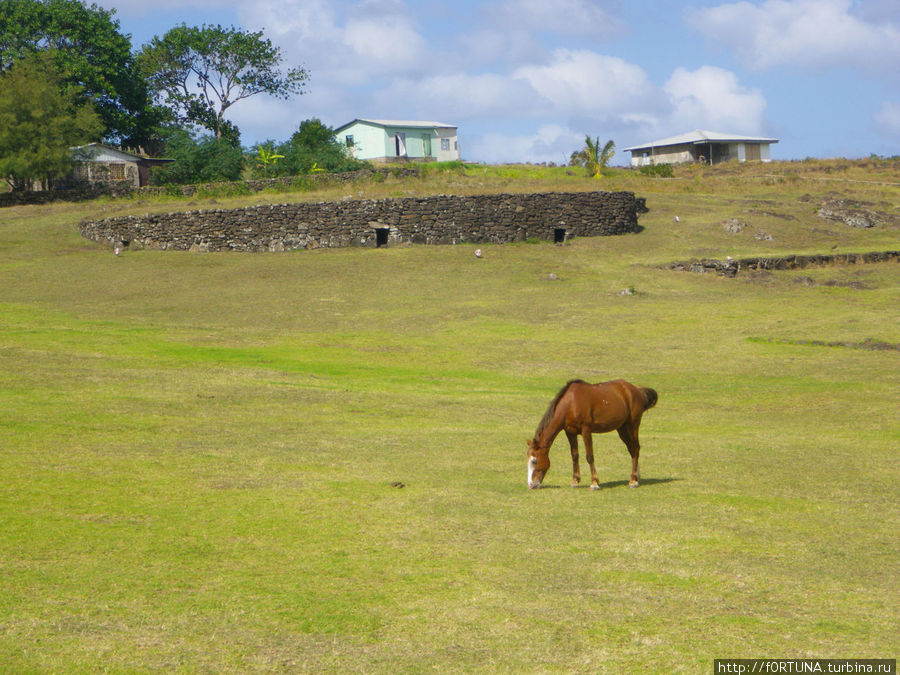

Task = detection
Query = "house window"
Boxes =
[108,163,126,180]
[441,138,450,152]
[345,134,354,147]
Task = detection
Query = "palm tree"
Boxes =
[570,136,615,178]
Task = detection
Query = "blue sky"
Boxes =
[96,0,900,165]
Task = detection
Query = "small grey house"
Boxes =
[69,143,173,187]
[334,119,460,162]
[624,130,778,166]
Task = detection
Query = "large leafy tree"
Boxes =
[0,52,103,190]
[570,136,616,178]
[0,0,162,146]
[138,24,309,146]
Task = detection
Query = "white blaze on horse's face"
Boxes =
[527,455,537,488]
[526,441,549,489]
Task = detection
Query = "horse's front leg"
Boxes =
[565,431,580,486]
[582,429,601,489]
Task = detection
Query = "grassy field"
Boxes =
[1,160,898,673]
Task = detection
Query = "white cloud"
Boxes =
[371,72,537,121]
[342,15,429,77]
[488,0,624,39]
[664,66,768,134]
[240,0,429,85]
[688,0,900,72]
[512,49,661,121]
[874,102,900,137]
[468,124,584,164]
[453,27,549,68]
[239,0,339,58]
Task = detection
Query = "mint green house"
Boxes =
[333,119,460,162]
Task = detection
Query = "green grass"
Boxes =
[1,160,898,673]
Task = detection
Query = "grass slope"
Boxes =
[1,160,898,673]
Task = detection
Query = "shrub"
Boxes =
[638,163,674,178]
[276,118,372,176]
[151,129,244,185]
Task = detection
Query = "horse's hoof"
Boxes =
[590,484,601,490]
[629,481,639,488]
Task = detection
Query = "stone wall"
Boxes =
[0,182,135,207]
[663,251,898,277]
[79,191,646,252]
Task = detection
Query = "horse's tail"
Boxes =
[641,387,658,411]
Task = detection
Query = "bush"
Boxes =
[638,163,674,178]
[151,129,245,185]
[249,118,372,178]
[289,119,371,174]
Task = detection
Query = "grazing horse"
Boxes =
[527,379,658,490]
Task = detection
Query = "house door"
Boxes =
[395,133,407,157]
[422,134,432,158]
[745,144,761,161]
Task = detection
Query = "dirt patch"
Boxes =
[792,276,873,289]
[750,337,900,351]
[745,209,798,221]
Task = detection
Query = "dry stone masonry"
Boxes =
[664,251,899,277]
[79,191,647,252]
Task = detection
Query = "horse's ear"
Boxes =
[526,439,534,449]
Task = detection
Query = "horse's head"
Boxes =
[526,439,549,489]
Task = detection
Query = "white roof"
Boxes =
[336,118,457,131]
[624,130,778,152]
[71,143,145,162]
[70,143,172,163]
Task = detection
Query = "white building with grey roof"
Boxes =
[624,130,778,166]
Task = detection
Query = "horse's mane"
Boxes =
[533,379,585,443]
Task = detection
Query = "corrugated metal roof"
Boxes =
[71,143,145,162]
[70,143,173,163]
[623,130,778,152]
[336,118,457,132]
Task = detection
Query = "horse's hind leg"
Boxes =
[582,429,601,490]
[617,424,641,487]
[566,431,580,486]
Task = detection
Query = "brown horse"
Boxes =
[527,379,658,489]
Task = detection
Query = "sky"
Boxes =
[95,0,900,166]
